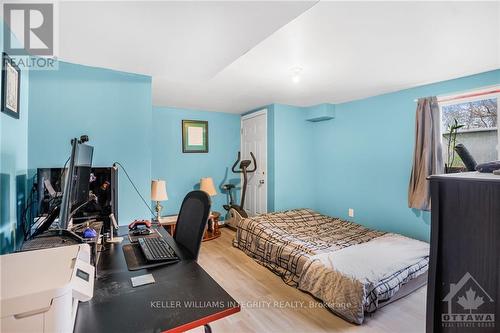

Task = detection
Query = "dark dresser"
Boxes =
[427,172,500,333]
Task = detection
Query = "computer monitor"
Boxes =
[29,137,94,240]
[59,138,94,230]
[36,167,117,222]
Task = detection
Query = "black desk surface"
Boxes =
[74,226,240,333]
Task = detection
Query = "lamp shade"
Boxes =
[151,180,168,201]
[200,177,217,196]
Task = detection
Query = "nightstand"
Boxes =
[158,213,221,241]
[158,215,178,235]
[203,211,221,242]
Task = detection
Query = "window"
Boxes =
[439,88,499,168]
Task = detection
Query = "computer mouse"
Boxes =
[83,227,97,238]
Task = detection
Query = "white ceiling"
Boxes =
[55,1,500,113]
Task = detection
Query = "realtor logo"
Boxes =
[442,272,495,328]
[3,3,54,55]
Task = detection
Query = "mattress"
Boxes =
[233,209,429,324]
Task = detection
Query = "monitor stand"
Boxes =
[106,213,123,244]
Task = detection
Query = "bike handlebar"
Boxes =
[247,152,257,172]
[231,152,241,173]
[231,151,257,173]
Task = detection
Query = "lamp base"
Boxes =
[154,201,163,224]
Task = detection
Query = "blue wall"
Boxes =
[245,71,498,242]
[27,61,241,228]
[28,61,153,224]
[312,70,500,241]
[152,107,240,217]
[272,104,316,211]
[0,22,30,254]
[246,104,333,212]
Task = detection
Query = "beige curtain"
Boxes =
[408,96,444,211]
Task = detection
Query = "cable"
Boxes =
[113,162,155,218]
[68,194,97,221]
[58,156,71,190]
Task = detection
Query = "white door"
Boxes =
[241,110,267,216]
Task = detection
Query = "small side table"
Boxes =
[158,213,221,241]
[203,212,221,242]
[158,215,178,235]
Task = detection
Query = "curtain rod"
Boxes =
[413,86,500,103]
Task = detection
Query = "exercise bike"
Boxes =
[223,151,257,229]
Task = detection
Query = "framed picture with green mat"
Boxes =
[182,120,208,153]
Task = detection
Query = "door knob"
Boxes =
[259,180,265,184]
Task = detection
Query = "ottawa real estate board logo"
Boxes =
[442,272,495,329]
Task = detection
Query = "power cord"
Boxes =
[112,162,155,218]
[68,193,98,221]
[58,156,70,189]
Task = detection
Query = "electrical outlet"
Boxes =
[348,208,354,218]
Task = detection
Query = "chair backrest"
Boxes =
[173,190,211,260]
[454,143,478,171]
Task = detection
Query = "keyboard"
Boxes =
[138,237,180,262]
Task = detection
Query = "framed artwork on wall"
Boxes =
[1,53,21,119]
[182,120,208,153]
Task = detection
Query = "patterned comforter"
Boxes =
[233,209,429,324]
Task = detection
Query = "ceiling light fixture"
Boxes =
[291,66,302,84]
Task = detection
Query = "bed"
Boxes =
[233,209,429,324]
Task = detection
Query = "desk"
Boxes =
[74,226,240,333]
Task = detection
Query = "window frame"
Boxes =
[438,89,499,160]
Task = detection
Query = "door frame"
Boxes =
[241,108,268,214]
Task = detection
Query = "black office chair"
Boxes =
[174,190,213,333]
[173,190,211,261]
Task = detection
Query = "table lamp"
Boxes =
[151,180,168,222]
[200,177,217,197]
